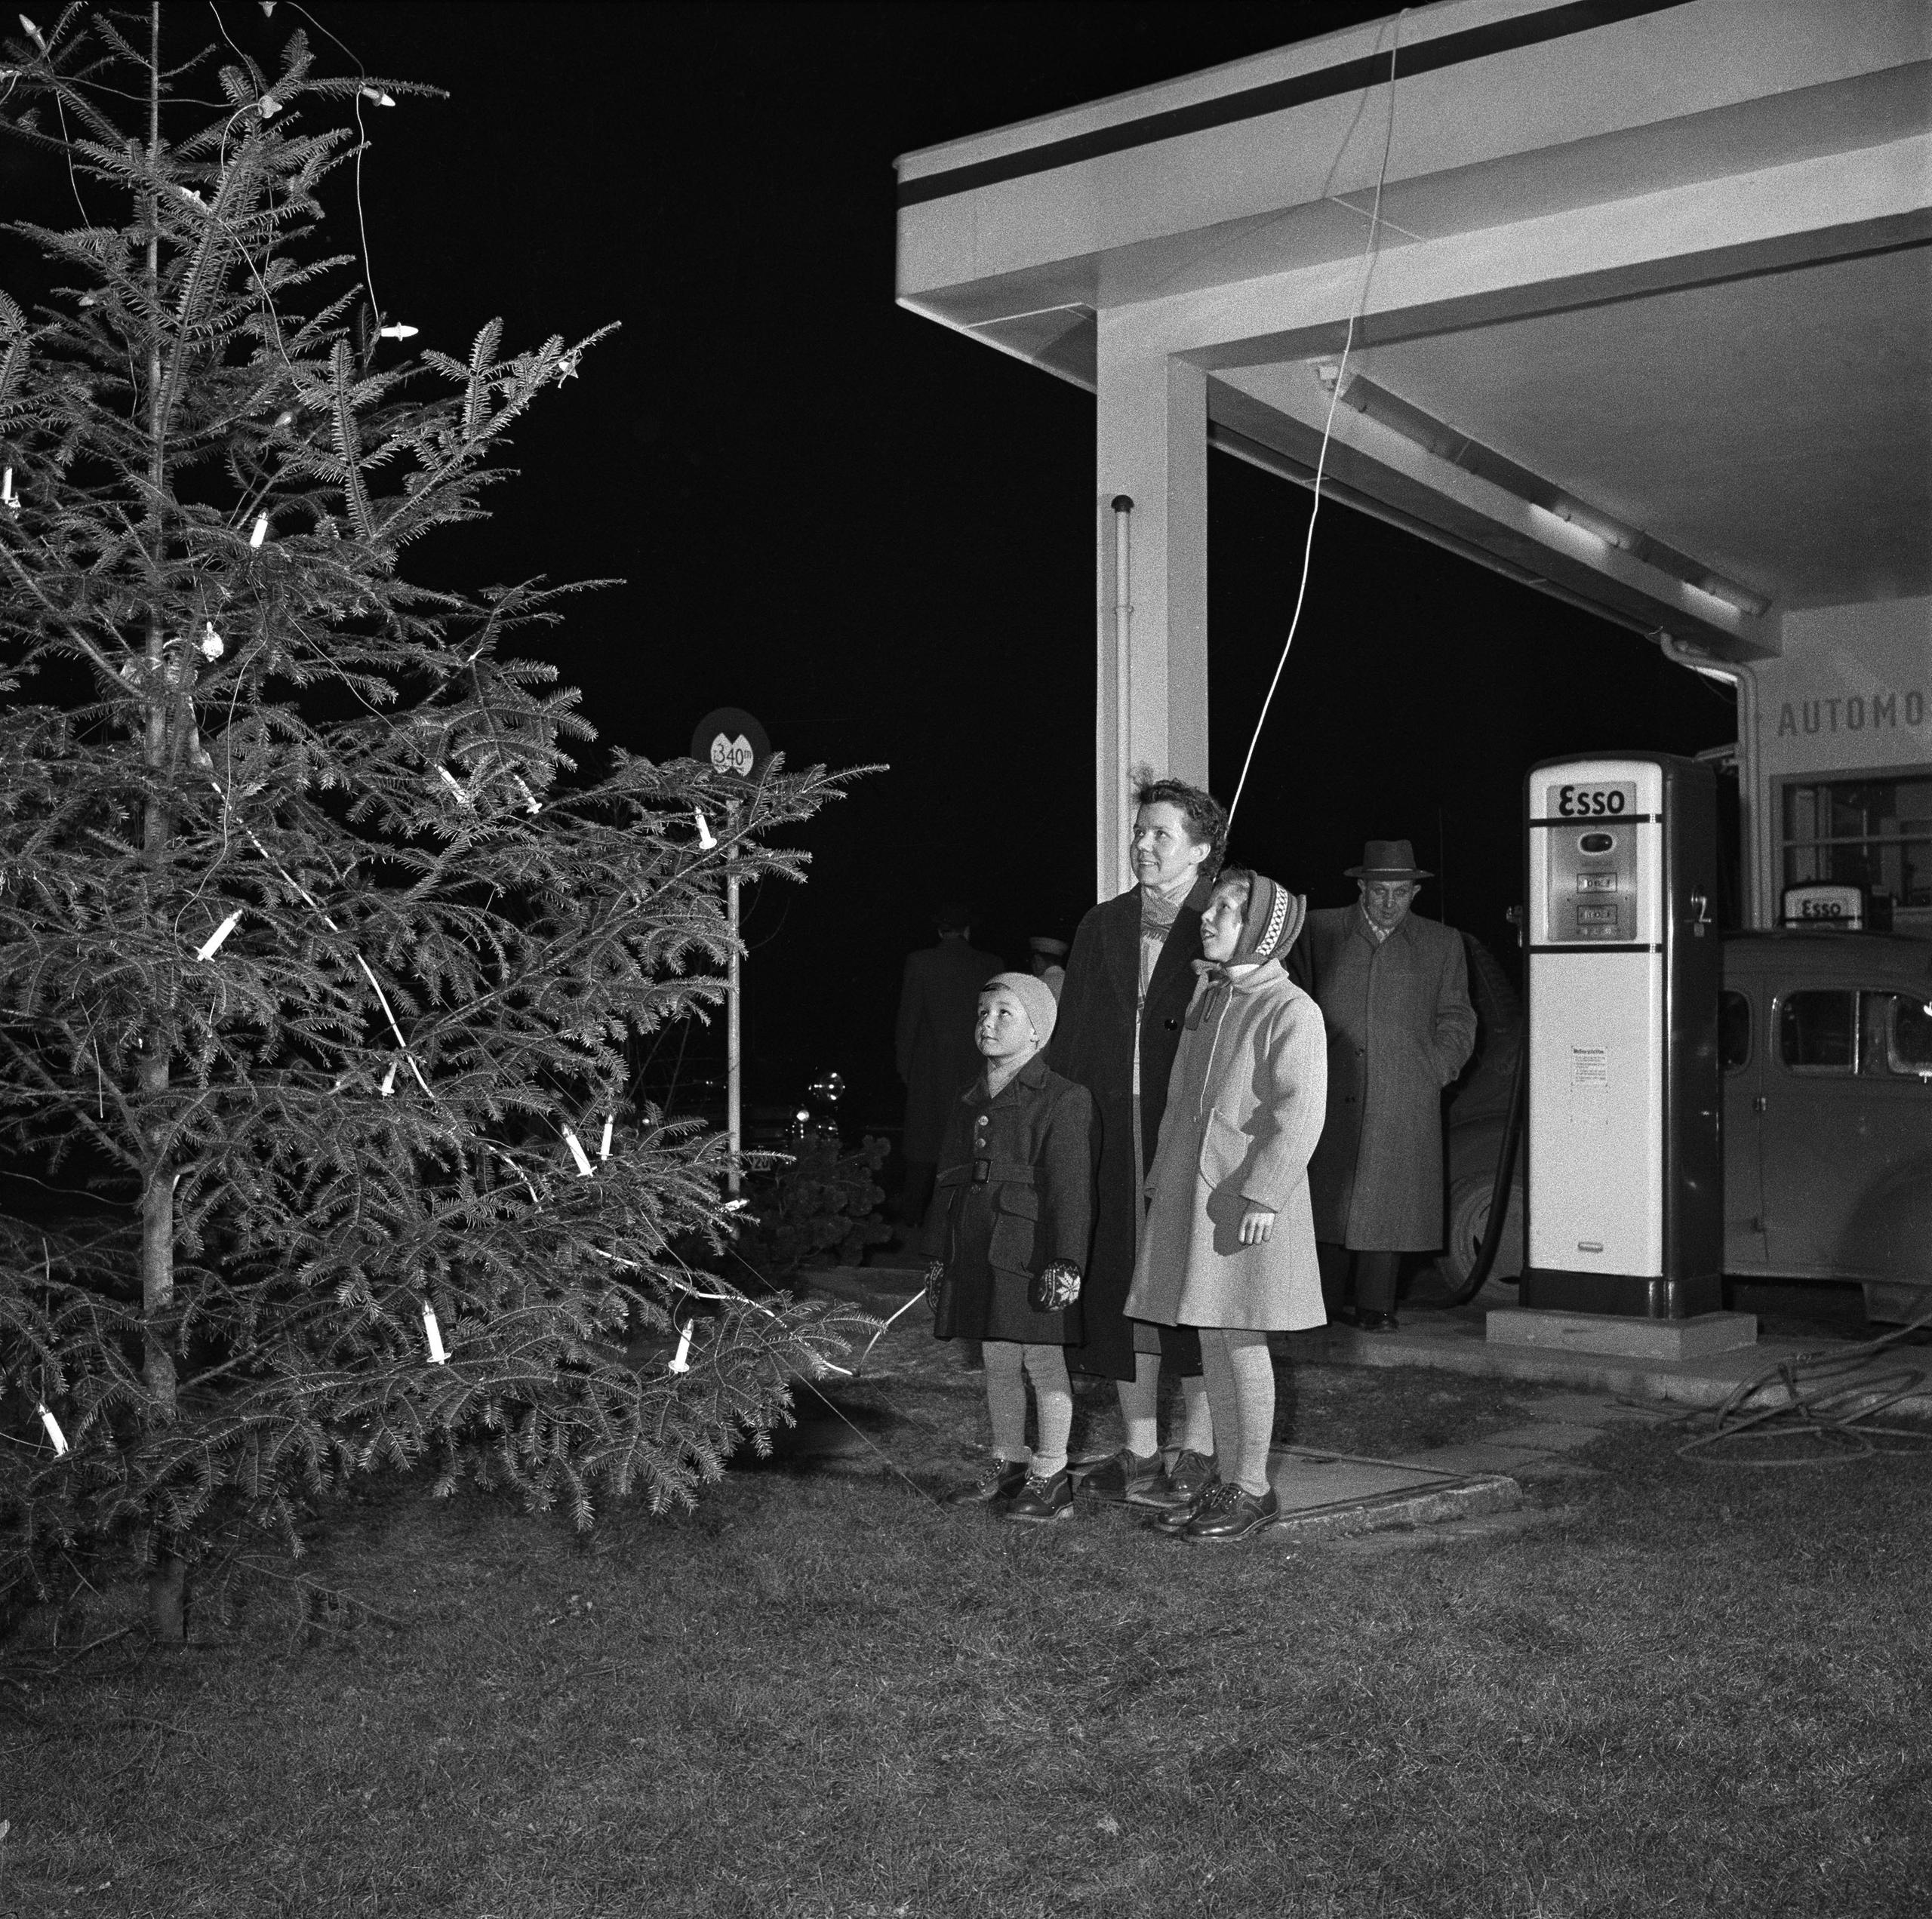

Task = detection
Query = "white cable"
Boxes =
[1226,11,1406,832]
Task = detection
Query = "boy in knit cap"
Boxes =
[921,973,1097,1522]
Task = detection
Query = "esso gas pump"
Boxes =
[1522,755,1722,1318]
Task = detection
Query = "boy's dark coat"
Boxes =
[919,1056,1095,1345]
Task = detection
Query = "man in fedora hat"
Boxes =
[1289,840,1476,1330]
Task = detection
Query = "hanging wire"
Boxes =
[1226,9,1407,832]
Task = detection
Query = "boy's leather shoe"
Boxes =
[1185,1484,1281,1542]
[946,1459,1029,1506]
[1079,1449,1161,1503]
[1005,1468,1075,1524]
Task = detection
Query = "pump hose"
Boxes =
[1438,1026,1528,1310]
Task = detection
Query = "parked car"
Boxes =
[1441,930,1932,1322]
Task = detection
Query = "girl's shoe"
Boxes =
[947,1459,1029,1507]
[1150,1462,1222,1535]
[1005,1469,1075,1524]
[1185,1484,1280,1542]
[1136,1448,1216,1509]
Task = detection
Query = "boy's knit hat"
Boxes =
[983,970,1058,1047]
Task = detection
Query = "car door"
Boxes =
[1759,986,1866,1277]
[1719,985,1766,1272]
[1760,983,1931,1279]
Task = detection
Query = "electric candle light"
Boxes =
[195,908,244,961]
[420,1304,448,1364]
[37,1401,66,1456]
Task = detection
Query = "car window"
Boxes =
[1863,991,1932,1081]
[1719,990,1751,1070]
[1780,991,1856,1073]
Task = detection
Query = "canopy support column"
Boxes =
[1095,340,1208,903]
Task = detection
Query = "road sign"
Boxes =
[691,707,771,780]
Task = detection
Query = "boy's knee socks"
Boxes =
[983,1339,1029,1462]
[1022,1343,1072,1479]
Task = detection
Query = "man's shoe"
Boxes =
[1080,1449,1161,1504]
[1136,1448,1217,1509]
[1355,1310,1398,1334]
[1186,1484,1281,1542]
[1005,1469,1075,1524]
[946,1459,1029,1507]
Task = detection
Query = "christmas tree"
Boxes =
[0,6,864,1639]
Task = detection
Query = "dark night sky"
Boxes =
[5,2,1738,1132]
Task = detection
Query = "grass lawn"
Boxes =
[3,1330,1929,1918]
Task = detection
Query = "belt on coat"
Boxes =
[935,1161,1037,1190]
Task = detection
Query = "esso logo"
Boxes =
[1556,785,1628,817]
[1801,899,1845,920]
[709,733,755,777]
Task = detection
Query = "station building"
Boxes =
[894,0,1930,930]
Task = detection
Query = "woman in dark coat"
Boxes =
[1046,777,1226,1507]
[921,973,1095,1523]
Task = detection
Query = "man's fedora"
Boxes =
[1345,838,1432,881]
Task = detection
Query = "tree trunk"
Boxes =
[140,0,183,1644]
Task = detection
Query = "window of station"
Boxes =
[1781,773,1932,928]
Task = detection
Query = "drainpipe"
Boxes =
[1657,629,1765,928]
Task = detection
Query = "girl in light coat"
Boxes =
[1125,869,1326,1542]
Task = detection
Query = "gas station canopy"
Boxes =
[894,0,1932,911]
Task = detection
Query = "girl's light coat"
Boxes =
[1125,958,1328,1332]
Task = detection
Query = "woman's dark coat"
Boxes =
[918,1056,1095,1345]
[1044,878,1214,1381]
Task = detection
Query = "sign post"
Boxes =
[691,709,772,1195]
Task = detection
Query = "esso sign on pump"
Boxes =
[1780,884,1863,930]
[1523,755,1721,1321]
[1552,782,1635,818]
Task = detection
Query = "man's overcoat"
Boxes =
[895,936,1005,1164]
[917,1057,1095,1346]
[1046,877,1213,1380]
[1125,961,1328,1332]
[1291,906,1477,1251]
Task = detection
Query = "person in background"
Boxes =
[1290,840,1477,1331]
[895,901,1003,1229]
[1127,868,1323,1542]
[1048,776,1225,1508]
[922,974,1094,1524]
[1029,935,1069,1000]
